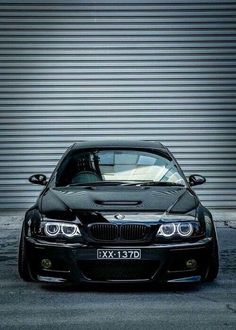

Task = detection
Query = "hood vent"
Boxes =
[95,200,142,206]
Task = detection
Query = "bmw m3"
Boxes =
[18,140,219,285]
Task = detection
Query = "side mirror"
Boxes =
[29,173,48,186]
[189,174,206,187]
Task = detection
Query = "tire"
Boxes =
[204,238,219,282]
[18,226,35,282]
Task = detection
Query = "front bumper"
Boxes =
[26,237,213,284]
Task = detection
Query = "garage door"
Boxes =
[0,0,236,209]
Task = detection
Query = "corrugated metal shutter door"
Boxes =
[0,0,236,209]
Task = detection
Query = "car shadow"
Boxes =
[40,281,202,293]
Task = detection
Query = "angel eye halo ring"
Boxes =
[158,223,176,237]
[61,223,78,237]
[44,223,60,237]
[177,223,193,237]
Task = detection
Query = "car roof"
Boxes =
[71,140,167,151]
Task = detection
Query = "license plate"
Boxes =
[97,249,141,260]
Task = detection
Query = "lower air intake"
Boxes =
[80,260,159,281]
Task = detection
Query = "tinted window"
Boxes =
[56,149,185,186]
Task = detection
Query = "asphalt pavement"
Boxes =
[0,215,235,330]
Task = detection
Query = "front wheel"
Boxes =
[18,226,35,282]
[204,239,219,282]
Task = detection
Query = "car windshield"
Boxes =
[55,149,186,187]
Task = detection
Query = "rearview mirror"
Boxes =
[29,173,48,186]
[189,174,206,187]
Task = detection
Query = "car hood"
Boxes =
[39,186,198,221]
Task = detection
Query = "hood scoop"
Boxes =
[95,200,142,206]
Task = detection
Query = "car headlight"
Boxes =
[43,221,81,238]
[157,222,193,238]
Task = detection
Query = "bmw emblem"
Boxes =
[114,214,125,220]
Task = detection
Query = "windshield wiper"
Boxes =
[66,181,128,187]
[65,181,185,187]
[121,181,185,187]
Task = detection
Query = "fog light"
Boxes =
[186,259,197,269]
[41,258,52,269]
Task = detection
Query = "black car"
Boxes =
[18,140,219,285]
